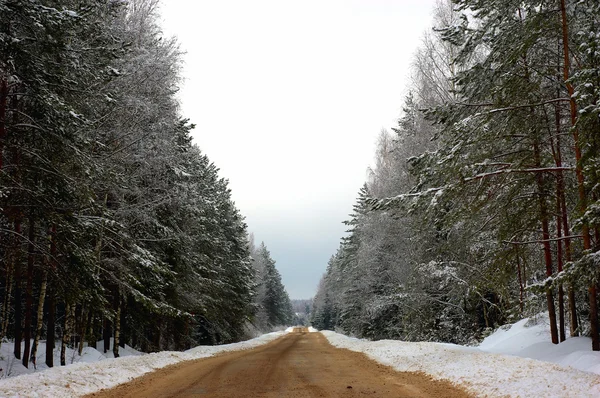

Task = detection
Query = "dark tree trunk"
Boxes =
[515,244,524,314]
[45,285,55,367]
[81,309,93,354]
[89,312,98,350]
[61,302,72,366]
[103,316,111,353]
[78,305,89,356]
[555,104,579,337]
[0,79,9,344]
[46,225,57,368]
[0,77,7,169]
[113,291,120,358]
[31,270,47,368]
[120,299,127,348]
[22,217,35,367]
[560,0,598,350]
[591,286,600,351]
[1,253,13,340]
[533,139,558,344]
[518,8,558,344]
[13,220,22,359]
[551,95,568,342]
[555,195,566,342]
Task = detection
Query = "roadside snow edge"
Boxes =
[0,331,287,397]
[321,330,600,398]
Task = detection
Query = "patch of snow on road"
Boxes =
[308,326,318,332]
[322,316,600,398]
[0,331,287,397]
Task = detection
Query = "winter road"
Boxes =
[87,328,472,397]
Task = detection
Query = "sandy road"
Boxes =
[87,329,473,398]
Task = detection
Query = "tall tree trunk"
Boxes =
[103,316,111,353]
[553,96,579,337]
[120,298,127,348]
[555,194,566,342]
[82,310,94,353]
[45,285,55,368]
[78,305,89,356]
[1,253,13,341]
[61,302,74,366]
[46,225,57,368]
[60,302,69,366]
[89,312,97,350]
[31,270,47,369]
[515,244,524,314]
[113,293,120,358]
[0,77,7,169]
[568,282,579,337]
[22,217,35,368]
[0,78,8,348]
[560,0,597,350]
[549,110,567,342]
[482,299,489,328]
[533,139,559,344]
[13,220,22,359]
[518,6,558,344]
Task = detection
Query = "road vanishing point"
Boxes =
[87,328,473,398]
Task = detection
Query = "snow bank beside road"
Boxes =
[322,330,600,398]
[0,338,143,380]
[0,331,287,397]
[479,316,600,375]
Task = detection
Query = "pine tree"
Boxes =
[313,0,600,348]
[0,0,264,364]
[251,243,292,329]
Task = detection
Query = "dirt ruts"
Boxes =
[87,329,473,397]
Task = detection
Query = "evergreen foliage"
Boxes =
[312,0,600,350]
[249,242,293,330]
[0,0,257,367]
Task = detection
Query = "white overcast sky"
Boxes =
[160,0,439,299]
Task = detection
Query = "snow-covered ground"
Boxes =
[0,331,287,397]
[322,315,600,398]
[0,339,143,379]
[1,319,598,397]
[478,316,600,375]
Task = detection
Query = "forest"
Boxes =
[312,0,600,351]
[0,0,292,370]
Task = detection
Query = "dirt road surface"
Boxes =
[88,329,473,398]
